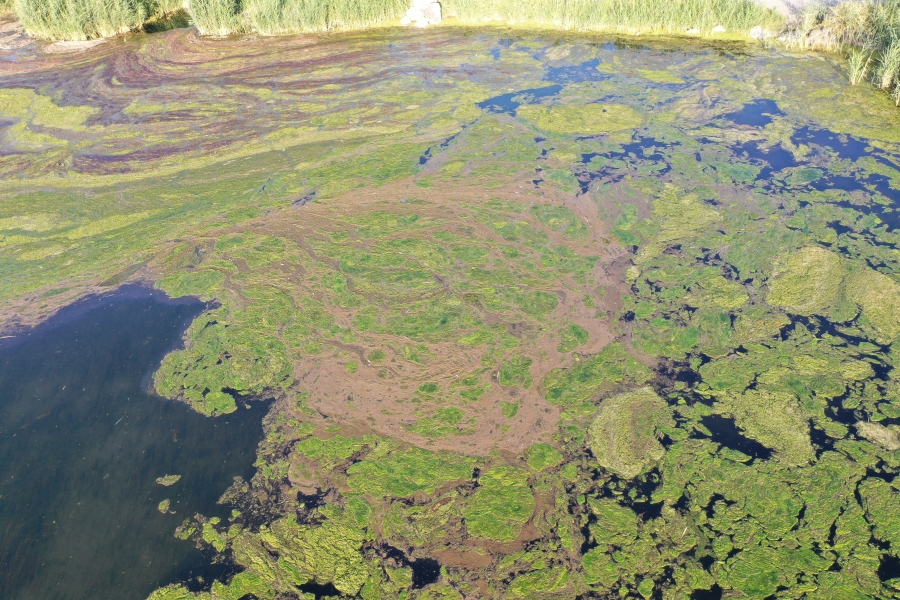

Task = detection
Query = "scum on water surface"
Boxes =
[4,23,900,599]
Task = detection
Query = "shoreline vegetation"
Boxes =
[3,0,900,106]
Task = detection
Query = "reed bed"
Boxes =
[239,0,407,36]
[792,0,900,105]
[12,0,181,40]
[443,0,783,35]
[12,0,781,40]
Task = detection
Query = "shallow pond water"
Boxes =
[0,287,266,600]
[5,23,900,600]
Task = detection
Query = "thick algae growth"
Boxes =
[5,25,900,600]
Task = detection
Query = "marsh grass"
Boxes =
[243,0,406,35]
[804,1,900,103]
[188,0,244,34]
[848,48,873,84]
[14,0,781,39]
[444,0,783,35]
[12,0,182,40]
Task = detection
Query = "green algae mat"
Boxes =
[4,24,900,599]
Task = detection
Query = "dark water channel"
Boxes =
[0,287,266,600]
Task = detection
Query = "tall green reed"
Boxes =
[14,0,146,40]
[187,0,243,35]
[13,0,182,40]
[443,0,783,34]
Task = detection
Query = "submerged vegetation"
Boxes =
[6,15,900,600]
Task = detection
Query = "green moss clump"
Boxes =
[635,186,719,264]
[464,466,535,542]
[588,387,673,479]
[526,443,563,472]
[156,269,226,301]
[501,401,520,418]
[845,268,900,343]
[227,513,369,597]
[518,103,643,135]
[154,290,294,416]
[587,498,639,546]
[633,318,700,358]
[543,342,652,406]
[294,434,369,470]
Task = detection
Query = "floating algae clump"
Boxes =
[508,567,570,598]
[543,342,652,406]
[713,390,814,466]
[856,422,900,451]
[517,103,642,135]
[525,442,563,472]
[499,354,533,388]
[588,387,673,479]
[766,246,849,317]
[383,491,460,547]
[844,268,900,344]
[556,322,589,353]
[347,446,475,498]
[635,186,720,263]
[767,246,900,343]
[684,274,748,311]
[464,466,534,542]
[155,474,181,486]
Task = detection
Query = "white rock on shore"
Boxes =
[400,0,442,27]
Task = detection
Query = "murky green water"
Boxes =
[0,287,266,600]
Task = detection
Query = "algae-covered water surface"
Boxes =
[4,22,900,599]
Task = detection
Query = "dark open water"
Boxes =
[0,286,266,600]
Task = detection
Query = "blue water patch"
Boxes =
[544,59,612,84]
[724,99,783,127]
[419,129,465,165]
[476,84,562,114]
[733,140,799,181]
[576,137,673,193]
[791,127,870,161]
